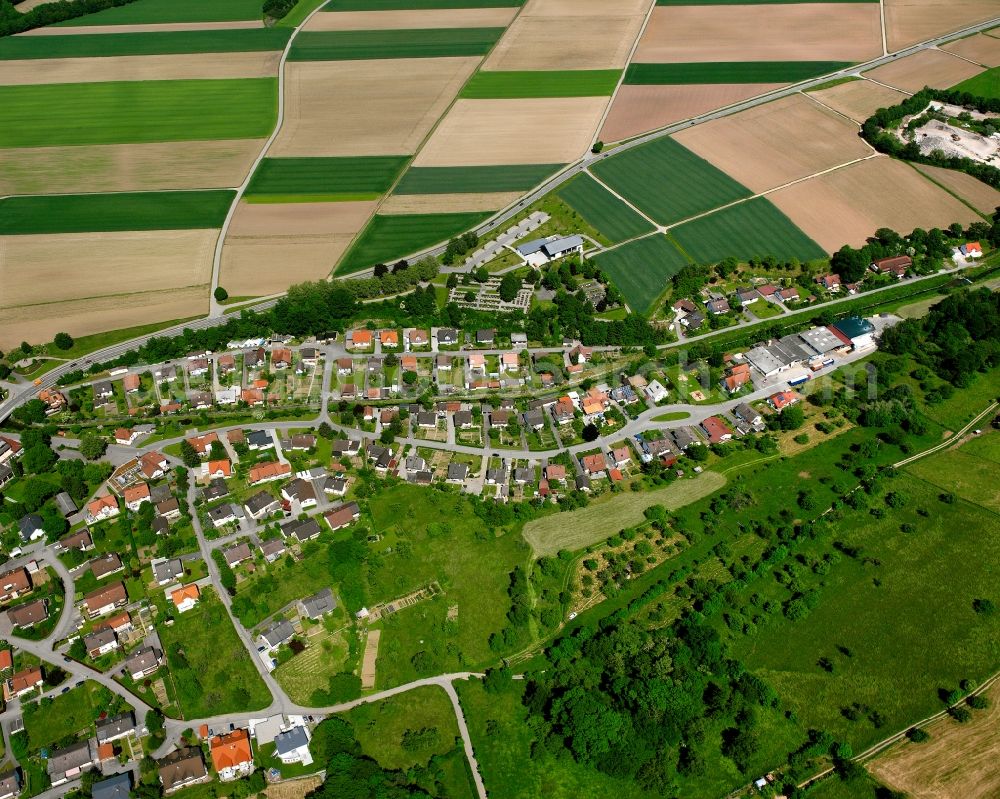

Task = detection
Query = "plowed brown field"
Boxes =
[864,49,983,93]
[808,79,909,123]
[304,7,518,31]
[941,32,1000,66]
[884,0,999,51]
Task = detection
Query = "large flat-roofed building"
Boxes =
[797,326,844,357]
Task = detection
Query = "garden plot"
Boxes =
[913,163,1000,214]
[884,0,999,51]
[672,93,871,193]
[221,200,378,295]
[633,4,881,63]
[599,83,785,142]
[379,192,520,214]
[271,57,479,156]
[305,8,518,31]
[482,0,651,71]
[768,157,983,251]
[864,49,983,93]
[807,78,909,124]
[414,97,607,165]
[941,31,1000,67]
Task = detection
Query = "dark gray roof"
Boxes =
[17,514,43,536]
[247,430,273,448]
[92,772,131,799]
[245,491,278,515]
[437,328,458,343]
[203,478,229,501]
[671,427,700,449]
[733,402,759,423]
[96,712,136,743]
[447,463,469,480]
[150,483,174,503]
[261,619,294,648]
[54,492,78,516]
[153,558,184,583]
[83,626,116,651]
[513,468,533,483]
[125,646,161,675]
[274,726,310,757]
[300,588,336,618]
[47,739,97,779]
[575,474,591,490]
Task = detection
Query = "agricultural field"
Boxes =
[323,0,525,9]
[941,31,1000,67]
[951,65,1000,99]
[244,156,410,200]
[460,69,620,98]
[623,61,854,84]
[883,0,999,50]
[307,7,518,31]
[670,197,827,264]
[591,235,690,312]
[394,164,562,194]
[807,77,908,123]
[591,136,752,225]
[379,192,519,214]
[863,48,984,93]
[51,0,265,25]
[913,163,1000,215]
[288,28,504,60]
[0,28,291,59]
[555,174,655,244]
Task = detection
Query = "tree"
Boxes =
[179,440,201,468]
[53,332,74,350]
[69,638,87,661]
[582,424,600,442]
[214,286,229,302]
[22,444,56,474]
[780,404,805,430]
[79,434,107,461]
[592,141,604,153]
[499,273,522,302]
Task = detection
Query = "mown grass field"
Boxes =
[555,174,655,244]
[322,0,524,8]
[22,682,107,750]
[522,471,725,556]
[0,79,277,148]
[245,156,409,199]
[56,0,262,25]
[591,234,691,312]
[274,614,352,705]
[0,191,234,234]
[624,61,853,84]
[670,197,826,264]
[288,28,504,60]
[906,433,1000,514]
[0,29,291,59]
[339,211,490,273]
[591,136,752,225]
[952,66,1000,99]
[395,163,561,194]
[460,70,620,98]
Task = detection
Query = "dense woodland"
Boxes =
[0,0,143,36]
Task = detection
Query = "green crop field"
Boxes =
[0,29,291,60]
[670,197,827,264]
[656,0,874,4]
[289,28,503,60]
[556,174,655,244]
[245,156,409,199]
[0,191,234,235]
[460,70,621,98]
[395,164,561,194]
[323,0,523,8]
[591,136,752,225]
[951,66,1000,99]
[592,235,692,312]
[0,79,277,148]
[55,0,263,25]
[624,61,853,84]
[339,211,490,273]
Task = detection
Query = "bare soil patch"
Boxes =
[0,139,263,195]
[379,192,518,214]
[600,83,784,142]
[264,777,324,799]
[483,0,650,71]
[768,157,982,251]
[808,79,909,123]
[673,93,870,193]
[304,7,517,31]
[913,163,1000,214]
[17,20,264,35]
[271,57,479,157]
[414,96,607,166]
[0,229,216,307]
[941,32,1000,67]
[634,4,881,63]
[869,680,1000,798]
[0,285,208,350]
[361,629,380,690]
[884,0,999,51]
[864,49,983,93]
[0,51,280,85]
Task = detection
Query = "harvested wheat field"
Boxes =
[941,32,1000,67]
[914,163,1000,214]
[884,0,999,51]
[634,4,881,64]
[221,200,378,294]
[868,681,1000,798]
[0,51,281,86]
[808,79,909,123]
[414,97,607,166]
[865,49,983,93]
[0,139,263,195]
[271,58,478,157]
[0,229,216,308]
[483,0,651,71]
[0,286,208,351]
[600,83,785,141]
[769,157,982,251]
[379,192,518,214]
[18,20,264,35]
[305,7,518,31]
[673,94,870,193]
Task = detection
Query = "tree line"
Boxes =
[0,0,143,36]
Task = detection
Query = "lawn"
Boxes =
[274,615,353,705]
[156,589,271,719]
[555,174,655,244]
[670,197,826,264]
[0,28,291,59]
[591,235,690,312]
[396,164,561,194]
[521,471,726,556]
[288,28,504,60]
[0,79,277,148]
[22,682,118,750]
[44,315,203,359]
[591,136,752,225]
[338,211,491,273]
[0,191,234,235]
[55,0,263,24]
[951,66,1000,99]
[624,61,853,84]
[322,0,524,8]
[651,411,691,421]
[245,156,409,199]
[460,70,621,98]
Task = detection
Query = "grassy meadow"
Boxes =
[555,174,655,243]
[591,234,691,312]
[289,28,504,60]
[460,70,621,98]
[245,156,409,199]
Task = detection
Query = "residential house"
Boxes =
[155,497,181,521]
[203,460,232,480]
[281,479,317,509]
[82,583,127,618]
[123,483,151,512]
[224,543,253,568]
[325,502,361,531]
[476,329,495,345]
[522,409,545,429]
[0,771,20,799]
[114,428,139,446]
[210,729,255,782]
[491,410,510,428]
[447,463,469,483]
[57,528,94,552]
[289,433,316,451]
[47,740,98,788]
[7,599,47,629]
[154,365,177,383]
[90,553,124,581]
[453,410,474,428]
[16,515,44,545]
[321,476,348,497]
[485,467,507,485]
[733,402,762,428]
[247,430,274,451]
[93,381,114,402]
[92,773,131,799]
[2,667,42,701]
[171,584,200,613]
[331,438,361,457]
[510,332,528,349]
[336,357,353,376]
[768,390,799,410]
[125,646,163,680]
[437,328,459,347]
[241,388,264,407]
[152,558,184,586]
[645,381,669,404]
[575,474,591,492]
[207,503,239,528]
[722,363,751,394]
[186,433,218,458]
[258,620,294,653]
[408,329,429,349]
[217,354,236,375]
[187,358,209,377]
[274,726,313,766]
[0,465,12,491]
[816,273,841,291]
[436,355,452,372]
[298,588,336,620]
[249,461,291,485]
[681,311,705,330]
[701,416,734,444]
[96,712,136,745]
[245,348,266,369]
[348,330,373,351]
[705,298,730,315]
[83,627,118,659]
[281,518,322,544]
[513,468,534,485]
[271,349,292,370]
[544,464,567,482]
[379,330,399,348]
[416,412,437,429]
[86,494,120,524]
[245,491,280,521]
[260,538,286,563]
[38,388,67,413]
[581,453,607,477]
[960,241,983,258]
[736,287,759,306]
[671,427,701,450]
[158,748,209,795]
[300,347,320,367]
[552,397,575,425]
[872,255,912,276]
[778,287,799,302]
[609,447,631,468]
[227,429,246,445]
[139,451,169,480]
